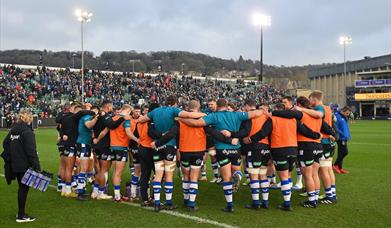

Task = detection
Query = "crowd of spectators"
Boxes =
[0,64,286,121]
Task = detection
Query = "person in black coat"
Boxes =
[2,109,41,223]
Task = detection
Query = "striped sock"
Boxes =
[281,180,291,207]
[131,175,140,198]
[233,170,243,181]
[72,174,78,188]
[153,181,161,206]
[93,183,99,194]
[331,184,337,197]
[260,179,269,206]
[223,181,234,208]
[114,185,121,200]
[98,186,105,195]
[308,191,316,203]
[211,161,219,178]
[250,180,260,206]
[164,182,174,206]
[325,187,333,198]
[77,172,86,195]
[57,175,64,191]
[188,181,198,208]
[182,181,190,205]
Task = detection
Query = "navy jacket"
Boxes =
[335,112,351,141]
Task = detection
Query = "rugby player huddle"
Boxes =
[55,90,339,212]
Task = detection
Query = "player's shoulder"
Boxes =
[314,105,325,112]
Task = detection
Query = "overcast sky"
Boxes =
[0,0,390,66]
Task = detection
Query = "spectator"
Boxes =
[2,109,41,223]
[333,106,352,174]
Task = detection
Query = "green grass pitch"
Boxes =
[0,120,390,227]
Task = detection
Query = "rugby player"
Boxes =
[75,105,99,201]
[282,96,303,190]
[56,103,95,198]
[138,95,206,212]
[92,100,125,200]
[55,106,67,193]
[152,100,238,211]
[109,104,139,202]
[293,97,335,207]
[204,99,221,184]
[268,103,321,211]
[179,98,264,212]
[304,91,337,203]
[128,105,142,200]
[225,100,272,210]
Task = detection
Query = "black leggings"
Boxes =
[334,140,349,168]
[16,172,30,217]
[139,147,155,202]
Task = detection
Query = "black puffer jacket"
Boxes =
[4,123,41,173]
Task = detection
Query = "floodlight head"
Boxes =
[75,9,93,22]
[252,13,271,27]
[339,36,352,45]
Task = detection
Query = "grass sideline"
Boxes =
[0,120,390,227]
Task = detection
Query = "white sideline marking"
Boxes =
[0,174,238,228]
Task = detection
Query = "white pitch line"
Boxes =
[0,174,238,228]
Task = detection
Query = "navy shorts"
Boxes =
[270,147,297,171]
[95,147,113,161]
[153,145,177,162]
[62,146,76,157]
[180,152,204,168]
[246,144,271,168]
[76,143,92,159]
[216,149,241,167]
[111,149,129,162]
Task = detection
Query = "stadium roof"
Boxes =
[308,54,391,78]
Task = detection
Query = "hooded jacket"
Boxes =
[3,122,41,174]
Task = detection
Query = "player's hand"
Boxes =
[329,136,335,142]
[220,130,231,137]
[231,138,239,145]
[63,135,68,141]
[264,110,272,118]
[243,137,251,144]
[150,141,156,149]
[93,138,99,145]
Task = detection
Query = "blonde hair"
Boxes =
[18,109,34,124]
[188,100,201,111]
[309,90,323,101]
[121,104,133,111]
